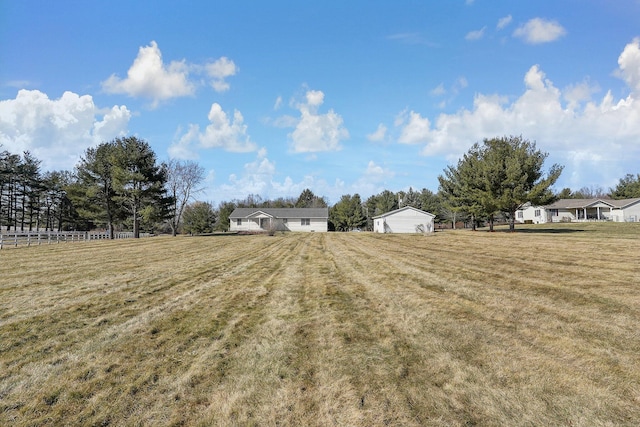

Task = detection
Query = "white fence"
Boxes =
[0,231,151,249]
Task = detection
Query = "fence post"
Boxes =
[0,234,3,250]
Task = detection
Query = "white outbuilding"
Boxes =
[373,206,435,234]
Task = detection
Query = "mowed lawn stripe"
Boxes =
[330,231,640,425]
[1,225,639,426]
[1,235,299,425]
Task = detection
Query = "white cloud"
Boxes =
[431,78,468,108]
[367,124,387,142]
[497,15,513,30]
[563,79,600,108]
[365,160,394,179]
[169,102,257,156]
[272,114,298,128]
[465,27,486,41]
[289,90,349,153]
[0,89,130,171]
[431,83,446,96]
[210,151,396,205]
[212,149,327,203]
[205,57,237,92]
[200,103,257,152]
[397,110,431,144]
[203,145,394,204]
[274,96,283,110]
[306,90,325,107]
[617,38,640,94]
[387,32,439,48]
[396,41,640,189]
[102,41,238,107]
[455,77,468,91]
[220,152,277,198]
[513,18,567,44]
[102,41,194,107]
[350,161,397,198]
[168,124,200,160]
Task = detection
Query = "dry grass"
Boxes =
[1,223,640,426]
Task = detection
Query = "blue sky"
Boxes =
[2,0,640,204]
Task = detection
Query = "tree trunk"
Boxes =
[509,210,516,232]
[7,181,14,231]
[133,202,140,238]
[489,214,494,232]
[105,196,114,239]
[107,213,114,239]
[45,204,51,231]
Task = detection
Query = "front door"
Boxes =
[260,218,270,229]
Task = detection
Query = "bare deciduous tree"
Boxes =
[166,159,206,236]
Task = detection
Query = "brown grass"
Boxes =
[1,223,640,426]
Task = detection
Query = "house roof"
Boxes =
[372,206,435,219]
[545,198,613,209]
[544,198,640,209]
[610,198,640,208]
[229,207,329,219]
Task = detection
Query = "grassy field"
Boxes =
[1,223,639,426]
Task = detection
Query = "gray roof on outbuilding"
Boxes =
[372,206,435,219]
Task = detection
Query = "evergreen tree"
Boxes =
[419,189,442,221]
[111,137,170,238]
[75,142,121,238]
[18,151,42,231]
[295,188,328,208]
[610,174,640,199]
[330,194,366,231]
[43,170,78,231]
[439,136,562,231]
[75,137,170,238]
[556,187,573,199]
[374,190,398,216]
[182,201,217,234]
[216,201,237,231]
[0,150,22,230]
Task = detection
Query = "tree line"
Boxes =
[1,138,194,237]
[0,150,76,233]
[2,135,639,236]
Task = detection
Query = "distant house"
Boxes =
[229,208,329,232]
[373,206,435,234]
[516,198,640,223]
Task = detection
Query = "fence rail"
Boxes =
[0,231,151,249]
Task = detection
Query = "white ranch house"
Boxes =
[516,198,640,224]
[373,206,435,234]
[229,208,329,232]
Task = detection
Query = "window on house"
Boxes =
[283,218,288,224]
[551,209,559,217]
[534,209,541,217]
[301,218,310,226]
[236,219,242,225]
[517,212,523,218]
